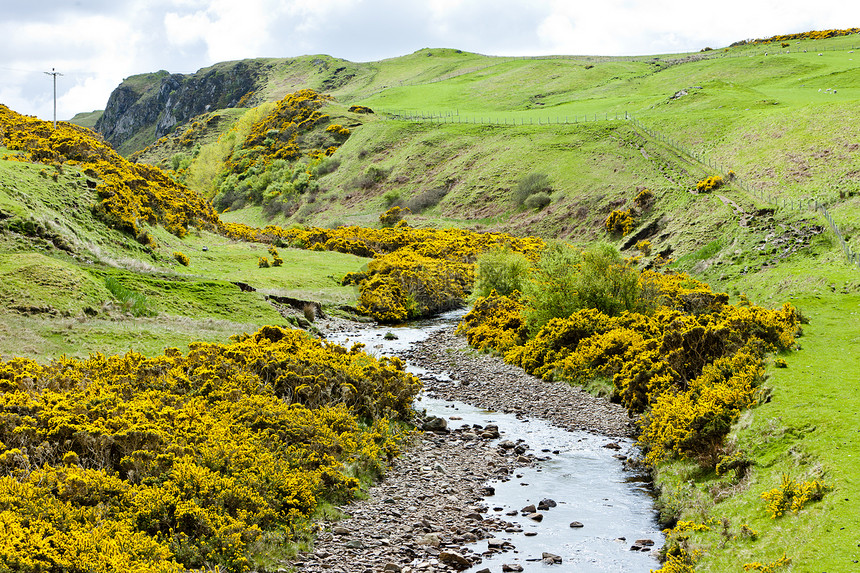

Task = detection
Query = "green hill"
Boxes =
[1,27,859,572]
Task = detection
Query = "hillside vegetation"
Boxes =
[0,28,858,572]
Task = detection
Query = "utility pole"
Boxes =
[44,68,63,128]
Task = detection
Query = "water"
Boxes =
[327,311,663,572]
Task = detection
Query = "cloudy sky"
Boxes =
[2,0,857,121]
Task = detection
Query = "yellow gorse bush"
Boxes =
[0,105,221,243]
[743,554,791,572]
[458,263,800,466]
[760,474,829,518]
[696,175,724,193]
[455,291,528,353]
[605,209,635,235]
[0,326,418,571]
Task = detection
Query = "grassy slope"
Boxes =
[8,32,860,569]
[0,152,363,362]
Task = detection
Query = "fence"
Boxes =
[626,114,860,269]
[380,108,626,125]
[378,106,859,269]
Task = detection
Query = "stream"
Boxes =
[326,311,664,572]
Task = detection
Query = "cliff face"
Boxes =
[95,62,264,154]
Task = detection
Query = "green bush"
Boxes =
[523,241,582,333]
[576,243,641,316]
[524,243,642,333]
[473,247,531,299]
[512,173,552,206]
[524,191,551,210]
[382,189,403,207]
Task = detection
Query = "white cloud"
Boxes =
[1,0,858,120]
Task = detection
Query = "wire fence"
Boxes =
[626,114,859,269]
[378,106,858,269]
[380,108,627,125]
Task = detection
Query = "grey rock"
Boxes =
[537,498,556,510]
[569,521,584,528]
[542,552,562,564]
[422,417,448,432]
[439,551,471,569]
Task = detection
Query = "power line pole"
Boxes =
[44,68,63,128]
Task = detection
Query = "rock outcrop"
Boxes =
[94,61,264,153]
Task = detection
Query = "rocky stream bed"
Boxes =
[294,317,662,573]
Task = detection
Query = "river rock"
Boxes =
[526,512,543,522]
[542,552,563,564]
[419,533,442,547]
[537,498,557,510]
[569,521,584,528]
[422,417,448,433]
[635,538,655,546]
[499,440,516,449]
[439,551,471,569]
[383,564,402,572]
[502,565,524,572]
[521,504,536,514]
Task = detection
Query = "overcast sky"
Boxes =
[1,0,857,121]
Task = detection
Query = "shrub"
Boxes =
[348,105,374,114]
[315,157,341,177]
[0,326,418,571]
[636,239,652,255]
[325,124,351,138]
[761,475,828,518]
[697,175,724,192]
[382,189,403,207]
[523,191,551,210]
[634,188,654,210]
[173,251,190,266]
[512,173,551,206]
[456,291,528,353]
[522,241,582,333]
[406,186,449,213]
[258,256,270,268]
[605,209,635,235]
[473,247,531,298]
[379,206,410,227]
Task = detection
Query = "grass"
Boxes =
[653,291,860,571]
[4,30,860,568]
[104,276,156,317]
[0,150,368,361]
